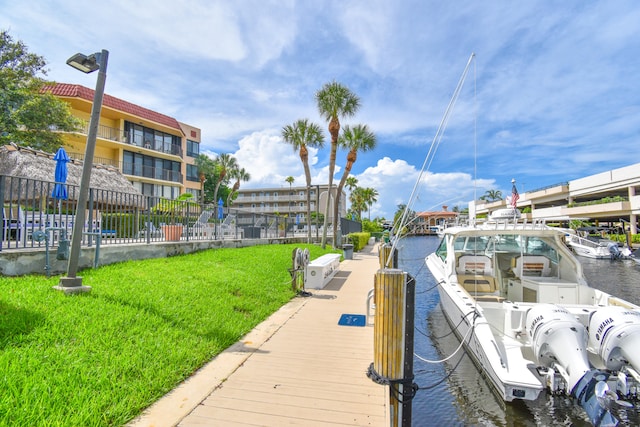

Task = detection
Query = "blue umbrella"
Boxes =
[51,147,69,201]
[217,198,224,220]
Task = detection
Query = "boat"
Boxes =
[565,229,625,259]
[425,209,639,426]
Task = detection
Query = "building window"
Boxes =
[123,150,182,183]
[186,164,199,182]
[187,139,199,157]
[124,122,181,155]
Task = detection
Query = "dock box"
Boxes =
[305,253,341,289]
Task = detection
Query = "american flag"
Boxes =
[510,183,520,208]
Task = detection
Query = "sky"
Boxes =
[2,1,640,219]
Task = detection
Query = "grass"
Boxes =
[0,243,340,426]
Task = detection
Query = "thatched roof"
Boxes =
[0,144,143,205]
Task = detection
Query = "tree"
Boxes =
[332,124,376,244]
[194,154,217,204]
[315,81,360,248]
[227,167,250,206]
[281,118,325,243]
[0,30,81,151]
[393,203,415,236]
[285,175,294,217]
[480,189,503,202]
[345,176,358,193]
[362,187,379,221]
[349,187,367,220]
[212,153,238,208]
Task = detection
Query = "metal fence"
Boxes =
[1,174,335,252]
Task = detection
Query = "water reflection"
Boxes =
[398,236,640,426]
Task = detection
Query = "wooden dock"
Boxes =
[128,245,387,427]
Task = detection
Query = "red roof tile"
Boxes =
[44,83,183,133]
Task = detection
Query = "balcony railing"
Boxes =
[122,162,183,183]
[73,123,183,157]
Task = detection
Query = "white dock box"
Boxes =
[305,254,341,289]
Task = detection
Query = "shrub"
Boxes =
[346,232,370,251]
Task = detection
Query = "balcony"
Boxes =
[71,123,183,157]
[122,162,183,183]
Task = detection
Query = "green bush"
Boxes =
[346,232,370,251]
[605,233,640,244]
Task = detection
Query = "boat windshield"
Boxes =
[453,234,559,263]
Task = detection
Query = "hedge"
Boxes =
[346,232,371,251]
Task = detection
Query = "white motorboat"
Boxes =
[565,233,622,259]
[425,210,639,426]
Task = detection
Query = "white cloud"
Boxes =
[231,129,326,189]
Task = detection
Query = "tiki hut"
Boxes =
[0,144,144,209]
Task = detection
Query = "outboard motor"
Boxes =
[607,243,621,260]
[526,304,591,392]
[527,305,622,426]
[589,306,640,372]
[573,370,620,427]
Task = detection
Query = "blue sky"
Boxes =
[2,1,640,218]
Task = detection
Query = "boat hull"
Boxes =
[428,255,544,402]
[437,289,544,402]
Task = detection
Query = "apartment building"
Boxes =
[233,185,346,223]
[46,83,201,200]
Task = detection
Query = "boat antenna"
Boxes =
[387,53,476,264]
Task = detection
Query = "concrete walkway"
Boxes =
[128,245,387,427]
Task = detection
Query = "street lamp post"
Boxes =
[56,49,108,294]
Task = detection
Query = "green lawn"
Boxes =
[0,244,340,426]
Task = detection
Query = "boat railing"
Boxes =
[483,217,549,230]
[569,234,613,249]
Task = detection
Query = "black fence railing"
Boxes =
[1,174,337,252]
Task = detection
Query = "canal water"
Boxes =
[396,235,640,426]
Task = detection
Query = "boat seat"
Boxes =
[457,254,493,276]
[512,255,551,277]
[457,274,497,294]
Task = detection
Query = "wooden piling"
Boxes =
[373,268,415,427]
[379,243,398,269]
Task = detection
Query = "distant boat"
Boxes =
[565,227,629,260]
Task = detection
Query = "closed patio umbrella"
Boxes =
[51,148,70,242]
[51,147,70,201]
[217,198,224,220]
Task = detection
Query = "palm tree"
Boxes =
[281,119,325,243]
[212,153,238,208]
[362,187,379,221]
[285,176,295,217]
[345,176,358,194]
[227,167,251,206]
[332,124,376,244]
[194,154,217,204]
[349,187,367,220]
[315,81,360,248]
[480,189,503,202]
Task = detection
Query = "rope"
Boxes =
[366,364,419,403]
[414,310,478,364]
